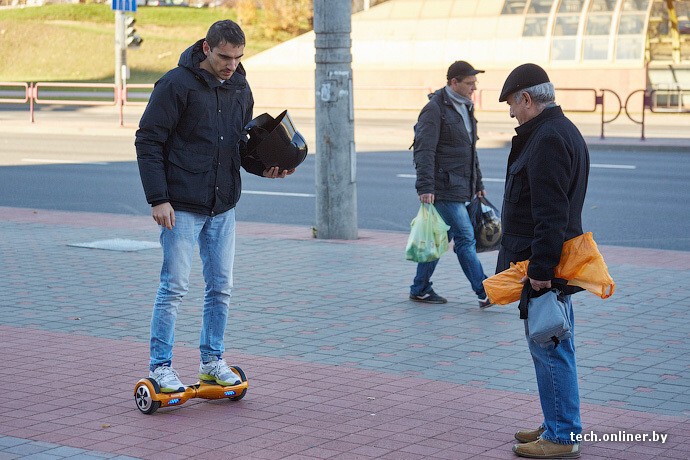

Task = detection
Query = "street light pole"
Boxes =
[313,0,357,240]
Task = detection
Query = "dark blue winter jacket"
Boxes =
[136,39,265,216]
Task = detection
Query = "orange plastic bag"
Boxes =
[483,232,615,305]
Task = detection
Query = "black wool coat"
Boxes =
[497,106,590,282]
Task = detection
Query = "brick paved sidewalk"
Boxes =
[0,207,688,459]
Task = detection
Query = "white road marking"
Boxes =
[399,164,636,181]
[591,163,636,169]
[397,173,505,182]
[22,158,110,165]
[243,190,315,198]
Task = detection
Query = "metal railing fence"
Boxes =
[1,81,688,140]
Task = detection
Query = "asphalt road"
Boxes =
[1,131,689,251]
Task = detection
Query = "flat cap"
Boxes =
[447,61,484,81]
[499,63,550,102]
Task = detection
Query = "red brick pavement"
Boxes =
[0,325,687,460]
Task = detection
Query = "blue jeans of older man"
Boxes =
[525,294,582,444]
[410,200,487,298]
[149,209,235,371]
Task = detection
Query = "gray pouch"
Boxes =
[527,290,572,348]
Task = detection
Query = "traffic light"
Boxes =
[125,15,143,48]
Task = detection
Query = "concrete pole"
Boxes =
[114,11,126,91]
[314,0,358,240]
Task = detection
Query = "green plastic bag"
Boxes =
[405,204,450,263]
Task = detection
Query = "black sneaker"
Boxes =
[409,291,447,304]
[478,296,493,309]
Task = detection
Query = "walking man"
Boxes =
[409,60,491,308]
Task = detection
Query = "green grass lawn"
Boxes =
[0,4,297,84]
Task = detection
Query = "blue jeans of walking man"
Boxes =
[525,295,582,444]
[150,209,235,371]
[410,200,488,301]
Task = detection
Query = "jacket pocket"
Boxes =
[505,173,522,204]
[501,233,532,254]
[166,149,214,205]
[446,170,470,197]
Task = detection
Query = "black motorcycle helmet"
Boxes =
[244,110,308,171]
[477,210,502,250]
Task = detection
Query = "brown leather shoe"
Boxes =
[512,438,580,458]
[514,426,545,443]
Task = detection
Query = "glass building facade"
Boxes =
[244,0,690,111]
[499,0,654,63]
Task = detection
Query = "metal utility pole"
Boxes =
[314,0,357,240]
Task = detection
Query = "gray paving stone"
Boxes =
[1,206,689,459]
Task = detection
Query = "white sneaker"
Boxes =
[149,365,185,393]
[199,359,241,386]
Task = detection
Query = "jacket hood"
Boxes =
[428,87,454,107]
[428,87,445,100]
[178,39,247,82]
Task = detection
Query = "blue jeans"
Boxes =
[410,200,487,298]
[525,295,581,444]
[149,209,236,371]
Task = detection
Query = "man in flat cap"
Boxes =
[497,63,589,458]
[409,60,492,308]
